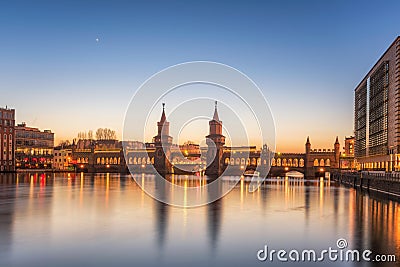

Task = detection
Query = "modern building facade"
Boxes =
[0,107,15,172]
[15,123,54,169]
[354,36,400,171]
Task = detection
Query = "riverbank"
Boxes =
[16,169,73,173]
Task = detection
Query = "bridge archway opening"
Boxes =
[326,158,330,166]
[313,159,319,166]
[285,171,304,179]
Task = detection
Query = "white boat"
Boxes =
[243,170,260,177]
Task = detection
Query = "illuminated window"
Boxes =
[225,158,230,165]
[293,158,298,167]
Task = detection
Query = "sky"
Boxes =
[0,0,399,152]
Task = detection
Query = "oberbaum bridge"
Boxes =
[73,103,341,178]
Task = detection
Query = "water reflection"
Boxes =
[154,176,169,252]
[207,180,223,255]
[0,173,398,267]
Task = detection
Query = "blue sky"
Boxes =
[0,0,399,152]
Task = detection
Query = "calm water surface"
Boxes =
[0,173,399,267]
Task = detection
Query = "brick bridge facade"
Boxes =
[73,103,341,178]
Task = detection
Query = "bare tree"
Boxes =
[95,128,116,140]
[88,130,93,140]
[96,128,104,140]
[77,131,87,140]
[58,140,70,148]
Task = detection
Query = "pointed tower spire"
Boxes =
[306,136,310,144]
[213,101,220,121]
[157,103,169,136]
[335,136,339,144]
[160,102,166,123]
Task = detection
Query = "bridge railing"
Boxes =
[334,170,400,182]
[364,172,400,182]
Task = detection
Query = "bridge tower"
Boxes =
[305,136,311,165]
[260,144,272,177]
[205,101,225,177]
[333,136,340,169]
[153,103,173,176]
[305,136,313,177]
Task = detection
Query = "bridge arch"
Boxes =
[326,158,330,166]
[313,159,319,166]
[293,158,298,167]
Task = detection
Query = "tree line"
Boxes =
[77,128,116,140]
[58,128,117,146]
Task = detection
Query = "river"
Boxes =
[0,173,399,266]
